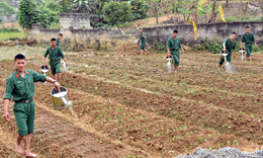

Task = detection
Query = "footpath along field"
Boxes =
[0,47,263,157]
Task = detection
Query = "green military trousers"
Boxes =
[139,43,145,50]
[13,101,35,136]
[50,61,61,75]
[171,50,180,66]
[219,51,232,65]
[245,44,252,57]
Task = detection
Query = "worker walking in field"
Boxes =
[167,30,185,72]
[241,26,257,61]
[44,38,68,84]
[56,33,63,48]
[138,28,149,55]
[3,54,60,157]
[219,32,237,70]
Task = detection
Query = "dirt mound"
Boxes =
[115,42,140,56]
[0,39,37,47]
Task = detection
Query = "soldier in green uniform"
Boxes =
[219,32,237,70]
[167,30,185,72]
[44,38,68,84]
[3,54,60,157]
[138,28,149,55]
[56,33,63,48]
[241,26,257,61]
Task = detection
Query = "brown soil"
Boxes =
[1,22,19,28]
[0,140,22,158]
[115,42,141,56]
[0,39,37,47]
[0,89,148,158]
[1,49,263,157]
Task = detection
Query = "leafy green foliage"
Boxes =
[71,0,93,13]
[0,28,20,33]
[204,38,221,54]
[129,0,149,20]
[153,41,166,53]
[49,23,60,29]
[194,38,222,54]
[102,1,133,26]
[18,0,41,28]
[38,6,59,28]
[18,0,59,28]
[0,2,16,16]
[194,44,206,51]
[45,0,72,13]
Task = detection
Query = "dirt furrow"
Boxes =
[7,62,263,146]
[0,86,148,158]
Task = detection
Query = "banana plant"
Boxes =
[54,0,95,12]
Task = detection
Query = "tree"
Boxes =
[0,2,16,16]
[18,0,41,28]
[129,0,150,20]
[146,0,162,24]
[38,5,60,28]
[226,0,229,8]
[102,1,133,25]
[18,0,59,28]
[54,0,96,13]
[177,0,211,23]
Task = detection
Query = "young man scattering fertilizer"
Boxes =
[3,54,60,157]
[138,28,149,55]
[241,26,257,61]
[167,30,185,72]
[43,38,68,84]
[56,33,63,48]
[219,32,237,71]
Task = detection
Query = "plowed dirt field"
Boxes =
[0,48,263,157]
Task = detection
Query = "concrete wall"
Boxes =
[27,22,263,50]
[60,13,90,29]
[27,23,133,50]
[142,21,263,46]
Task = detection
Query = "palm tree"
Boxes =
[54,0,95,13]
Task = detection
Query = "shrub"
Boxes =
[129,0,150,20]
[102,1,133,26]
[0,28,20,33]
[194,44,206,51]
[0,2,16,16]
[154,41,166,53]
[18,0,59,28]
[38,6,59,28]
[18,0,41,28]
[49,23,60,29]
[204,38,222,54]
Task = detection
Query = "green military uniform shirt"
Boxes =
[167,37,182,66]
[139,32,146,45]
[241,32,255,45]
[219,38,236,65]
[139,32,146,50]
[241,32,255,57]
[4,70,46,101]
[224,38,236,53]
[4,70,46,136]
[56,38,60,47]
[167,37,182,51]
[44,47,65,62]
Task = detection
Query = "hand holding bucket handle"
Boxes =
[54,82,60,92]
